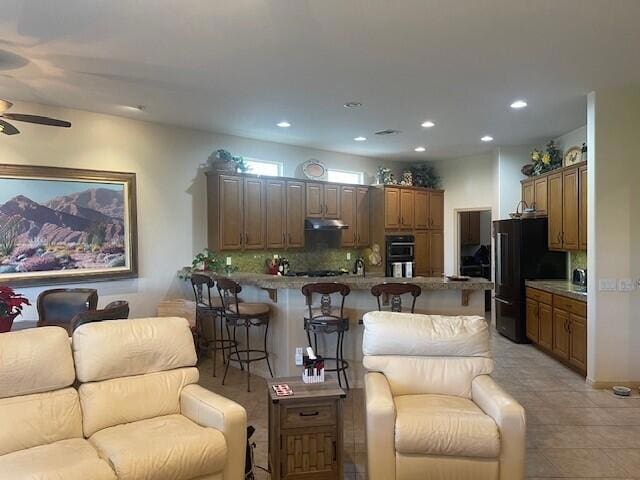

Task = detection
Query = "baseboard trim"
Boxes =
[587,378,640,389]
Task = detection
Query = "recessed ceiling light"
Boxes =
[481,135,494,142]
[421,120,435,128]
[414,146,426,152]
[344,101,363,108]
[354,136,367,142]
[510,100,528,109]
[276,121,291,128]
[122,105,145,112]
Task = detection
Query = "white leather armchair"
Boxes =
[362,312,525,480]
[0,327,116,480]
[72,317,247,480]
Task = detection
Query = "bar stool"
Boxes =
[371,282,422,313]
[216,277,273,392]
[301,282,351,389]
[190,273,239,377]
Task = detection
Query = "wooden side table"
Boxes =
[267,377,346,480]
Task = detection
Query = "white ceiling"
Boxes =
[0,0,639,160]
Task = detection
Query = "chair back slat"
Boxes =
[215,277,242,314]
[190,273,216,308]
[370,283,421,313]
[301,282,350,321]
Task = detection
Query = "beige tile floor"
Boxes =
[198,327,640,479]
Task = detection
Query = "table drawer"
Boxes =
[553,294,586,316]
[281,401,336,429]
[526,287,553,305]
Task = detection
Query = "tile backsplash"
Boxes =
[224,247,364,273]
[569,251,587,271]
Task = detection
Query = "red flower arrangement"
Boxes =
[0,285,30,332]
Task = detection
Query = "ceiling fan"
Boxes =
[0,99,71,135]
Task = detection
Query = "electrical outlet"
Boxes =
[346,252,351,260]
[618,278,636,292]
[599,278,617,292]
[295,347,303,366]
[226,257,232,266]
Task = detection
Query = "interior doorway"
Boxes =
[457,209,492,311]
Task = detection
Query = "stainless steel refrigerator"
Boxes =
[493,218,567,343]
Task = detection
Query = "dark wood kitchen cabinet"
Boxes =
[429,229,444,276]
[243,177,266,250]
[526,287,586,376]
[414,230,429,276]
[307,183,340,219]
[562,168,580,250]
[547,172,564,250]
[400,188,415,229]
[214,175,244,251]
[356,186,370,247]
[579,165,587,250]
[429,191,444,229]
[286,181,305,249]
[534,177,548,214]
[384,187,401,229]
[522,180,534,209]
[266,179,286,249]
[340,185,356,247]
[414,190,429,229]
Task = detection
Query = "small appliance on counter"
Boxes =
[353,256,365,276]
[385,235,415,277]
[572,268,587,289]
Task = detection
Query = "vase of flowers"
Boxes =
[0,286,30,332]
[531,140,562,175]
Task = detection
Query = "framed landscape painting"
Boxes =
[0,164,138,286]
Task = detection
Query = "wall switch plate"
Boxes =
[226,256,232,266]
[346,252,351,260]
[618,278,636,292]
[295,347,303,366]
[599,278,617,291]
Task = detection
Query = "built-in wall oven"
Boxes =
[385,235,415,277]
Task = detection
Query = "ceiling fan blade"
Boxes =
[0,118,20,135]
[0,99,13,114]
[1,113,71,127]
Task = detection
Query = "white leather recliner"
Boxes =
[362,311,525,480]
[0,326,116,480]
[72,317,247,480]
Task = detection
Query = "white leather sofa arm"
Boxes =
[472,375,526,480]
[364,372,396,480]
[180,384,247,480]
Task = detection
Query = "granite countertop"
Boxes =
[526,280,587,302]
[203,271,493,291]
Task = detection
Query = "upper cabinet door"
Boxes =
[306,183,324,218]
[534,177,548,214]
[356,187,370,247]
[414,230,430,276]
[243,178,265,250]
[429,191,444,229]
[562,168,579,250]
[579,166,587,250]
[323,184,340,219]
[340,186,356,247]
[286,181,305,248]
[400,189,415,229]
[265,179,286,249]
[414,190,429,229]
[522,180,534,209]
[547,172,563,250]
[384,187,401,229]
[219,175,244,250]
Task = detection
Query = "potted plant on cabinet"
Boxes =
[0,286,30,332]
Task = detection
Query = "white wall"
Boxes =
[429,153,498,275]
[587,87,640,385]
[496,145,532,219]
[1,101,386,321]
[555,125,587,153]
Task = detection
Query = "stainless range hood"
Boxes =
[304,218,349,230]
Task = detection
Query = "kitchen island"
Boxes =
[202,272,493,385]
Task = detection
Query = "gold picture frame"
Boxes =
[0,164,138,286]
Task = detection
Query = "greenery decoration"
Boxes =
[215,149,250,173]
[377,166,394,184]
[178,248,223,280]
[531,141,562,175]
[409,164,440,188]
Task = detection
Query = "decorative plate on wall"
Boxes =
[563,146,582,167]
[301,159,327,180]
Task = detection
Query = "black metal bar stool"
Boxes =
[216,277,273,392]
[370,282,422,313]
[190,273,240,377]
[301,282,351,389]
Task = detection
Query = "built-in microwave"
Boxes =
[385,235,415,277]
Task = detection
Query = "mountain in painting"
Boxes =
[46,188,124,220]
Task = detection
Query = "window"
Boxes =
[327,169,364,185]
[244,158,282,176]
